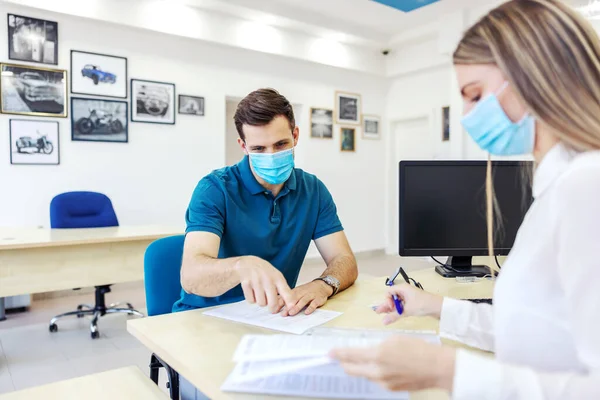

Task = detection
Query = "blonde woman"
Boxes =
[331,0,600,398]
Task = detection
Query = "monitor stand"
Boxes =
[434,256,491,278]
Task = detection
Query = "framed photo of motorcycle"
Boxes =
[0,63,67,118]
[71,50,128,99]
[130,79,176,125]
[9,119,59,165]
[71,97,128,143]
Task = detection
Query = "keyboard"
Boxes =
[464,298,493,305]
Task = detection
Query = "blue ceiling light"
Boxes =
[371,0,441,12]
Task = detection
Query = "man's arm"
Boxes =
[314,230,358,293]
[180,231,295,312]
[180,231,241,297]
[283,231,357,316]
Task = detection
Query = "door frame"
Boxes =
[385,111,434,255]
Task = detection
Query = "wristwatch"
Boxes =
[313,275,340,297]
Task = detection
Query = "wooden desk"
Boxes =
[0,366,168,400]
[127,268,494,400]
[0,225,182,298]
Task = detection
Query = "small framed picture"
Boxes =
[71,50,127,99]
[310,108,333,139]
[9,119,59,165]
[442,106,450,141]
[335,91,361,125]
[71,97,128,143]
[178,95,204,116]
[363,114,381,140]
[340,127,356,152]
[131,79,175,124]
[1,63,67,118]
[7,14,58,65]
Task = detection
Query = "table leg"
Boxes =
[0,297,6,321]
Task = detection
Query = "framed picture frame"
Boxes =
[362,114,381,140]
[442,106,450,142]
[7,14,58,65]
[340,126,356,152]
[178,95,204,116]
[1,63,67,118]
[9,119,60,165]
[70,50,127,99]
[335,91,361,125]
[71,97,128,143]
[310,107,333,139]
[131,79,175,124]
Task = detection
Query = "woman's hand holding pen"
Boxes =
[330,285,453,393]
[375,284,444,324]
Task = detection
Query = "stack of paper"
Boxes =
[203,300,342,334]
[221,333,441,399]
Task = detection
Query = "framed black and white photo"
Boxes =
[71,97,128,143]
[442,106,450,142]
[9,119,59,165]
[363,114,381,140]
[310,108,333,139]
[71,50,127,99]
[178,95,204,116]
[1,63,67,117]
[335,91,361,125]
[131,79,175,124]
[7,14,58,65]
[340,127,356,152]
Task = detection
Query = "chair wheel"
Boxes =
[49,323,58,333]
[91,331,99,339]
[77,313,84,318]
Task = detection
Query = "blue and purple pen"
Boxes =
[385,267,405,315]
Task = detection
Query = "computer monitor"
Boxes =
[399,160,533,278]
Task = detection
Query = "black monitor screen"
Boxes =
[399,161,533,257]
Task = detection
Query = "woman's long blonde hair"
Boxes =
[453,0,600,274]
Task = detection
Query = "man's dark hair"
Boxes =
[234,88,295,141]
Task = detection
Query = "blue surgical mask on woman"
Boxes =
[461,81,535,156]
[248,147,295,185]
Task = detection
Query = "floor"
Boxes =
[0,253,431,395]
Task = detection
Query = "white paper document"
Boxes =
[221,332,441,399]
[233,334,385,362]
[222,360,408,399]
[203,301,342,335]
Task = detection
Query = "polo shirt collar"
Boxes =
[238,155,298,195]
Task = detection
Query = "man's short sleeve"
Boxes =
[312,179,343,240]
[185,176,226,237]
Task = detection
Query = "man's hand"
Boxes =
[235,256,296,313]
[280,280,333,317]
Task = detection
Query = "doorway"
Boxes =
[386,116,433,254]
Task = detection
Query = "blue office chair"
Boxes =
[48,191,144,339]
[144,234,185,400]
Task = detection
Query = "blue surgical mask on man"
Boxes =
[461,81,535,156]
[247,146,295,185]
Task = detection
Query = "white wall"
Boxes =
[0,4,388,258]
[225,99,242,167]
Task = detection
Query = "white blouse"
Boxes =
[439,143,600,400]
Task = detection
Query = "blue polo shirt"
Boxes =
[172,155,343,312]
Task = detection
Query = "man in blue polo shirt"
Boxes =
[174,88,358,318]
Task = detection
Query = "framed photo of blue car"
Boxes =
[9,119,60,165]
[71,97,128,143]
[70,50,127,99]
[131,79,176,124]
[0,63,67,118]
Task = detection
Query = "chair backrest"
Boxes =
[144,235,185,316]
[50,191,118,228]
